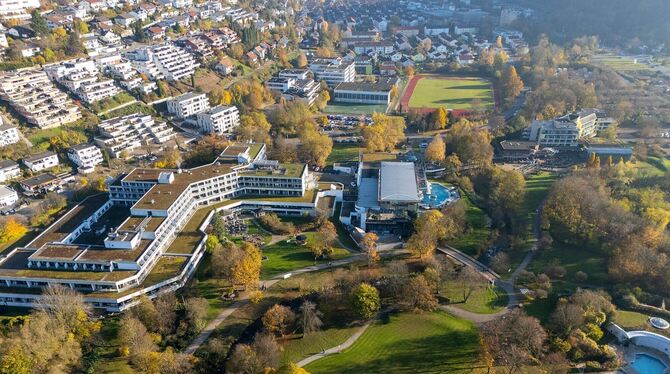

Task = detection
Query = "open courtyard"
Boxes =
[401,75,494,113]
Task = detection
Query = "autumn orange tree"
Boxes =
[424,135,446,164]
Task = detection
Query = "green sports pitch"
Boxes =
[405,76,494,111]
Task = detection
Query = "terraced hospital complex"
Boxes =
[0,143,341,311]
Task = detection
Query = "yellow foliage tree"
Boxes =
[0,218,28,244]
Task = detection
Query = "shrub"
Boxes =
[258,213,296,235]
[575,271,589,283]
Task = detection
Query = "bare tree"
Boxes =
[299,301,323,336]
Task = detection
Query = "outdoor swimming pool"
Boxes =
[631,353,667,374]
[420,183,458,209]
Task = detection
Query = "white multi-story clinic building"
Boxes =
[0,143,342,312]
[167,92,210,118]
[196,105,240,134]
[68,143,104,174]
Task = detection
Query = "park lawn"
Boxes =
[281,326,360,364]
[326,144,363,164]
[446,193,491,257]
[408,77,493,110]
[245,219,272,245]
[93,317,136,374]
[517,172,559,247]
[633,157,670,177]
[526,241,608,288]
[441,280,508,314]
[260,239,351,279]
[305,311,483,373]
[615,310,649,329]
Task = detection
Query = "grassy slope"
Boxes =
[305,311,483,373]
[281,326,360,364]
[260,236,351,279]
[446,192,491,257]
[441,280,508,314]
[408,77,493,110]
[326,144,363,164]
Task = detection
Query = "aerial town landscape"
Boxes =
[0,0,669,372]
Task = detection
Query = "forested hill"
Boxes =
[511,0,670,49]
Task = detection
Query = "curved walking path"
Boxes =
[296,322,372,367]
[184,248,406,354]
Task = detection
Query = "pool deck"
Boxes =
[617,345,670,373]
[419,183,460,209]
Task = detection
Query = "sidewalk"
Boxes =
[296,322,372,367]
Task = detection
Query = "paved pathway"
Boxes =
[184,254,373,354]
[296,322,372,367]
[96,99,138,116]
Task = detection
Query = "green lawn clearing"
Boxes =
[326,144,363,164]
[441,280,508,314]
[517,171,559,246]
[615,310,650,329]
[526,242,608,288]
[281,326,360,364]
[446,192,491,257]
[261,239,351,279]
[408,77,493,110]
[305,311,483,373]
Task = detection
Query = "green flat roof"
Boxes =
[240,163,306,178]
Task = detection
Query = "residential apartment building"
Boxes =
[0,160,21,182]
[309,58,356,86]
[0,68,81,129]
[266,70,322,105]
[0,185,18,207]
[44,59,120,104]
[68,143,104,174]
[125,44,200,82]
[195,105,240,134]
[0,0,40,20]
[22,151,60,172]
[167,92,210,118]
[95,113,175,158]
[0,123,21,147]
[0,143,341,312]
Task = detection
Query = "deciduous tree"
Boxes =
[351,283,380,319]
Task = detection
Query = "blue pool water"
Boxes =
[631,353,666,374]
[420,183,456,209]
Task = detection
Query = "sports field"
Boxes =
[402,75,494,112]
[592,54,653,72]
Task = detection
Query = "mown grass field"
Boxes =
[446,192,491,257]
[260,237,351,279]
[526,242,609,288]
[305,311,483,373]
[326,144,363,164]
[441,280,508,314]
[408,77,493,110]
[593,54,653,72]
